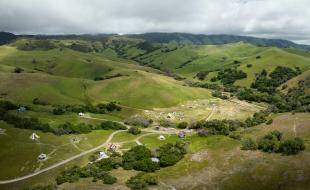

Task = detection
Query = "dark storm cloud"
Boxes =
[0,0,309,44]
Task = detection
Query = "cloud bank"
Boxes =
[0,0,309,44]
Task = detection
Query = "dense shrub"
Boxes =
[103,174,117,184]
[126,173,158,190]
[100,121,127,130]
[157,142,186,167]
[251,67,298,94]
[241,137,258,150]
[128,126,141,135]
[14,67,24,73]
[177,121,188,129]
[191,119,241,135]
[196,71,209,80]
[122,146,159,172]
[54,102,122,115]
[52,107,66,115]
[217,68,247,85]
[279,137,305,155]
[56,154,122,185]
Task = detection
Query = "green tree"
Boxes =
[241,138,257,150]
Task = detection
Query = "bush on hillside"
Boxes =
[279,137,305,155]
[126,173,158,190]
[241,137,257,150]
[122,145,159,172]
[177,121,188,129]
[128,126,141,135]
[14,67,24,73]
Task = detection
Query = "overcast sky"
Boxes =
[0,0,309,44]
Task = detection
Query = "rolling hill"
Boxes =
[0,33,310,190]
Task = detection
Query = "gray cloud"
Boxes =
[0,0,309,44]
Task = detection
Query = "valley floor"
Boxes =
[0,111,309,190]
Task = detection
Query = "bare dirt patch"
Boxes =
[190,150,209,162]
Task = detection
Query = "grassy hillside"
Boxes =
[281,70,310,94]
[125,42,310,86]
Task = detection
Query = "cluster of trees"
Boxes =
[237,81,310,113]
[241,131,305,155]
[193,119,240,136]
[126,173,158,190]
[251,67,300,94]
[0,100,127,135]
[190,66,309,113]
[192,111,270,137]
[99,121,127,130]
[16,39,57,51]
[56,143,185,187]
[123,146,160,172]
[53,102,122,115]
[123,143,187,172]
[216,68,247,85]
[157,142,187,167]
[136,41,159,53]
[56,153,121,185]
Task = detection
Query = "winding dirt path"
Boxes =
[0,129,126,184]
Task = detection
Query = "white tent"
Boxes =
[30,133,40,140]
[158,135,166,140]
[38,153,47,160]
[78,112,85,117]
[97,151,109,161]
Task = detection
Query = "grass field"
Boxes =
[0,37,310,190]
[143,98,263,123]
[154,113,310,190]
[0,121,113,180]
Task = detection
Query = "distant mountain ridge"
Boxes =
[1,31,310,51]
[127,33,310,51]
[0,32,17,45]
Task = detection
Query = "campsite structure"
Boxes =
[30,133,40,140]
[18,106,26,113]
[97,151,109,161]
[158,135,166,140]
[38,153,47,161]
[178,131,186,138]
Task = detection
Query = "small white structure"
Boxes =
[38,153,47,160]
[151,157,160,163]
[78,112,85,117]
[97,151,109,161]
[158,135,166,141]
[167,113,173,119]
[30,133,40,140]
